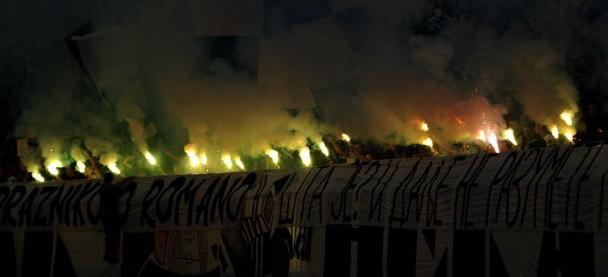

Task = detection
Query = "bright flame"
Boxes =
[235,157,245,170]
[551,125,559,139]
[108,162,121,175]
[421,137,433,148]
[478,130,487,142]
[341,133,351,143]
[299,147,312,167]
[501,128,518,146]
[200,153,208,166]
[76,161,86,173]
[420,122,429,132]
[46,160,62,176]
[222,154,233,170]
[563,129,575,143]
[266,149,280,165]
[144,151,157,166]
[184,146,200,167]
[32,171,45,183]
[319,142,330,157]
[560,111,574,126]
[488,131,500,153]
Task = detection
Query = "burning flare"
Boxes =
[341,133,351,143]
[478,130,487,142]
[299,147,312,167]
[319,142,330,157]
[184,144,200,167]
[560,111,574,127]
[266,149,280,165]
[420,122,429,132]
[200,153,208,166]
[235,157,245,170]
[421,137,433,148]
[551,125,560,139]
[76,161,86,173]
[32,171,45,183]
[563,129,575,143]
[222,154,233,170]
[144,151,157,166]
[488,131,500,153]
[108,162,121,175]
[46,160,63,176]
[501,128,518,146]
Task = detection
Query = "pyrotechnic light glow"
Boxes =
[478,130,487,142]
[108,162,121,175]
[235,157,245,170]
[184,145,200,167]
[502,128,518,146]
[488,131,500,153]
[76,161,86,173]
[420,122,429,132]
[32,171,45,183]
[299,147,312,167]
[46,160,62,176]
[266,149,280,165]
[222,154,233,170]
[200,153,208,166]
[551,125,560,139]
[560,111,574,126]
[319,142,330,157]
[144,151,157,166]
[563,129,575,143]
[422,137,433,148]
[341,133,351,143]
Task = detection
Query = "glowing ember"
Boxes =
[76,161,86,173]
[341,133,351,143]
[563,129,575,143]
[32,171,45,183]
[488,131,500,153]
[551,125,559,139]
[200,153,208,165]
[560,111,574,127]
[319,142,330,157]
[501,128,518,146]
[420,122,429,132]
[46,160,62,176]
[235,157,245,170]
[222,154,233,170]
[421,137,433,148]
[184,145,200,167]
[144,151,157,165]
[108,162,121,175]
[266,149,280,165]
[299,147,312,167]
[478,130,487,142]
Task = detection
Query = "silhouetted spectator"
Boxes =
[99,173,136,264]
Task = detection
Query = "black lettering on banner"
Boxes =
[405,161,432,223]
[121,180,137,226]
[570,144,602,230]
[455,154,493,228]
[543,146,574,229]
[429,157,461,226]
[276,174,296,224]
[3,185,26,227]
[48,185,72,225]
[175,178,205,226]
[32,186,58,227]
[331,166,362,221]
[486,151,518,226]
[70,183,95,227]
[210,175,242,224]
[369,160,400,222]
[64,184,84,226]
[225,173,257,222]
[141,179,164,228]
[518,148,544,227]
[389,160,420,225]
[195,177,220,226]
[307,167,333,223]
[290,169,315,224]
[504,150,537,228]
[298,168,323,224]
[155,177,186,224]
[85,183,101,225]
[18,187,39,227]
[0,186,10,223]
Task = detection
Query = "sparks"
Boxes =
[319,142,330,157]
[478,130,487,142]
[222,154,233,170]
[551,125,559,139]
[46,160,62,176]
[299,147,312,167]
[235,157,245,170]
[108,162,121,175]
[488,131,500,153]
[560,111,574,127]
[421,137,433,148]
[144,151,157,166]
[420,122,429,132]
[266,149,280,165]
[32,171,45,183]
[501,128,518,146]
[341,133,351,143]
[76,161,86,173]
